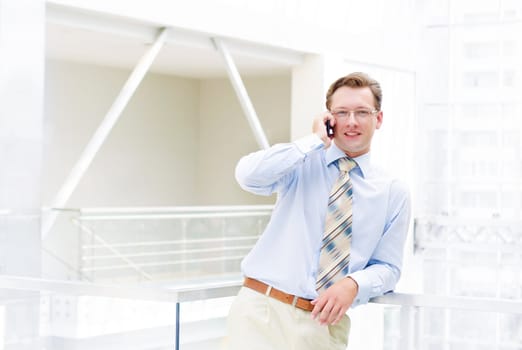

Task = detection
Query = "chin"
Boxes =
[344,148,366,158]
[337,143,357,155]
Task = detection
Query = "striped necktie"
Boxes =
[316,157,357,293]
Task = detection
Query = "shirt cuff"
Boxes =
[293,134,324,154]
[348,270,372,307]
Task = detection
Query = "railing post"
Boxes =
[399,305,416,350]
[415,307,423,350]
[175,302,181,350]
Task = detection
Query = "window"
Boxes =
[463,41,498,60]
[462,71,498,88]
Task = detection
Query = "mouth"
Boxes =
[344,131,361,137]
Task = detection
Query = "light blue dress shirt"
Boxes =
[235,134,411,307]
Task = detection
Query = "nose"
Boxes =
[344,112,358,125]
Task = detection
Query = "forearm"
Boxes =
[235,134,324,195]
[348,181,411,307]
[348,262,400,307]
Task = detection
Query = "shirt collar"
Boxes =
[325,141,371,178]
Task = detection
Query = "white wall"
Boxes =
[47,0,417,72]
[44,59,200,207]
[197,75,291,205]
[44,60,291,208]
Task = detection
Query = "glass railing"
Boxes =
[371,292,522,350]
[410,216,522,349]
[2,208,522,349]
[43,206,272,284]
[1,274,521,349]
[0,274,234,349]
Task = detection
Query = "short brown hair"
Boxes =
[325,72,382,111]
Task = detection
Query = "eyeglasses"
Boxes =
[330,109,378,120]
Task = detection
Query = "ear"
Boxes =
[375,111,383,129]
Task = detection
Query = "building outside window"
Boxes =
[417,0,522,347]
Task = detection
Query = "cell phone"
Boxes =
[325,120,334,138]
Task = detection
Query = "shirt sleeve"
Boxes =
[348,180,412,307]
[235,134,324,196]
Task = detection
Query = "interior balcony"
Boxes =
[3,206,521,350]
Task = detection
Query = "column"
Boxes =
[0,0,45,347]
[290,54,327,140]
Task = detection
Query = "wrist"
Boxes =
[347,276,359,292]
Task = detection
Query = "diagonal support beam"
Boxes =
[212,37,270,150]
[42,27,168,237]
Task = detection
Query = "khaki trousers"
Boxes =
[224,287,350,350]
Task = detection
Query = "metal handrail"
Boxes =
[1,275,521,314]
[82,245,254,260]
[81,255,246,272]
[78,205,274,214]
[81,236,258,249]
[0,275,243,302]
[78,211,273,220]
[371,292,522,314]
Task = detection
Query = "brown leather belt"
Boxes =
[243,277,314,312]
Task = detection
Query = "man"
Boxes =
[226,72,411,349]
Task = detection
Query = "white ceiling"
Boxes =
[45,6,305,78]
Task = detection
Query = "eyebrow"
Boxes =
[331,105,373,110]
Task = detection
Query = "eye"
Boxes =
[334,111,348,118]
[355,110,371,118]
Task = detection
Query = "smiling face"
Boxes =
[330,86,383,158]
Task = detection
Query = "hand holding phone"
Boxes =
[313,113,334,147]
[325,120,334,138]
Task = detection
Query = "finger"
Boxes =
[332,305,349,325]
[318,300,335,325]
[327,113,336,127]
[327,304,343,325]
[313,115,329,137]
[318,110,330,120]
[310,298,325,320]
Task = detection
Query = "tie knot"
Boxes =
[338,157,357,173]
